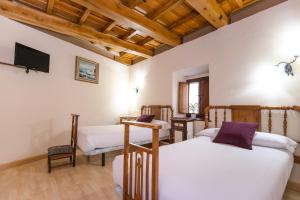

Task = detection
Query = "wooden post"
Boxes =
[152,128,159,200]
[204,106,210,129]
[214,108,218,128]
[71,114,80,167]
[283,109,288,136]
[71,114,80,147]
[268,109,272,133]
[122,121,161,200]
[123,123,130,200]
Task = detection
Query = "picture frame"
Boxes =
[75,56,99,84]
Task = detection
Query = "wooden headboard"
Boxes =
[204,105,300,137]
[141,105,174,123]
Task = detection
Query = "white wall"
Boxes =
[130,0,300,182]
[0,16,130,164]
[131,0,300,107]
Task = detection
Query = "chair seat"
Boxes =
[48,145,73,156]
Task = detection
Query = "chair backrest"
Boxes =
[71,114,80,150]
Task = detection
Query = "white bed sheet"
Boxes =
[77,124,169,154]
[113,136,294,200]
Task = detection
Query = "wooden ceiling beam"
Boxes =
[29,25,133,65]
[46,0,55,14]
[185,0,229,28]
[121,28,136,40]
[34,27,114,59]
[137,36,153,45]
[119,36,152,58]
[124,0,145,8]
[148,0,184,20]
[227,0,244,9]
[132,56,146,65]
[168,11,199,29]
[0,1,153,58]
[123,30,138,40]
[105,46,122,57]
[114,55,132,65]
[233,0,244,8]
[71,0,181,46]
[103,21,117,33]
[119,52,127,57]
[78,8,91,25]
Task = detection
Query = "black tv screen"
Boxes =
[14,43,50,73]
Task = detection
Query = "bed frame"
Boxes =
[140,105,174,123]
[204,105,300,135]
[83,105,173,167]
[122,105,300,200]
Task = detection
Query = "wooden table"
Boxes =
[170,117,195,143]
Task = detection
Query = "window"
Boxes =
[188,82,199,113]
[178,77,209,116]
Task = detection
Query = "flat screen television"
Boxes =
[14,43,50,73]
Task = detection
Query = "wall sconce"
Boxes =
[134,87,139,94]
[275,55,298,76]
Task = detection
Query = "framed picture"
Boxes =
[75,56,99,84]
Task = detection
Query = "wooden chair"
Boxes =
[47,114,79,173]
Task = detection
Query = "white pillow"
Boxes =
[151,120,171,130]
[196,128,297,153]
[195,128,220,138]
[252,132,298,153]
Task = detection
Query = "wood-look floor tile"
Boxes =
[0,151,299,200]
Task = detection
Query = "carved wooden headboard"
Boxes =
[204,105,300,137]
[141,105,174,123]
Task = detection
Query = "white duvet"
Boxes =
[113,136,294,200]
[77,125,169,153]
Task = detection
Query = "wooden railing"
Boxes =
[123,121,162,200]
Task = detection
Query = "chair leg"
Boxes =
[101,153,105,167]
[72,154,76,167]
[48,156,51,173]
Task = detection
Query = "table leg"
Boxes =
[170,129,174,143]
[170,121,175,143]
[183,123,187,141]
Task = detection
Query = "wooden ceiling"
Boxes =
[0,0,286,66]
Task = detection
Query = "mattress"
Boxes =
[113,136,294,200]
[77,124,169,154]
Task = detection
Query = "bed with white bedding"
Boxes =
[113,135,295,200]
[76,105,173,166]
[77,124,170,155]
[113,105,300,200]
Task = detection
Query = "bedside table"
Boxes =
[119,116,137,124]
[171,117,195,143]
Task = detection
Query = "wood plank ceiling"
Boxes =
[0,0,286,66]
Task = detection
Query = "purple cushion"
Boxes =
[213,121,258,150]
[137,115,155,123]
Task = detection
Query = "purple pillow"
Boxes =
[137,115,155,123]
[213,121,258,150]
